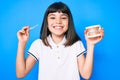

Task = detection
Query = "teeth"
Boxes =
[53,26,63,29]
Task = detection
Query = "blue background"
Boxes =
[0,0,120,80]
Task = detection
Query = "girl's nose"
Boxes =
[56,18,62,24]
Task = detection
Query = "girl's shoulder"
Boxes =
[73,40,83,45]
[34,38,42,42]
[31,39,43,45]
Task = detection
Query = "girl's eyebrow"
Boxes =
[48,13,68,17]
[48,13,55,16]
[61,13,68,17]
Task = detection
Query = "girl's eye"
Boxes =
[61,17,68,19]
[50,17,55,19]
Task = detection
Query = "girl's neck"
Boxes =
[51,34,64,44]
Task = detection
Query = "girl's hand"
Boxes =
[17,26,30,43]
[84,28,104,45]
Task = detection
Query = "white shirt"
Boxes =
[28,35,86,80]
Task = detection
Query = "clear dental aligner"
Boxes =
[30,24,39,30]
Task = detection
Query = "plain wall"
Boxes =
[0,0,120,80]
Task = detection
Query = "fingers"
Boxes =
[19,26,30,35]
[17,26,30,38]
[84,29,88,35]
[22,26,30,34]
[84,30,87,41]
[100,28,104,38]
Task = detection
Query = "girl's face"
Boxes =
[47,12,68,37]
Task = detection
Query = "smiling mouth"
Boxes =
[53,26,64,29]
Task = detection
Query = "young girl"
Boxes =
[16,2,104,80]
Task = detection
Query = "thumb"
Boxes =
[26,26,30,36]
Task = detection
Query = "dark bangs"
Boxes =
[47,2,70,15]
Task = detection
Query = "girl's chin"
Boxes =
[51,33,65,37]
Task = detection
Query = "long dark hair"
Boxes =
[40,2,81,47]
